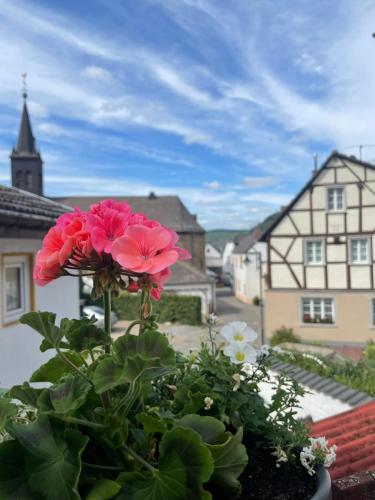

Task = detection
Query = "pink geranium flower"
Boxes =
[111,225,179,274]
[87,200,132,254]
[150,268,171,300]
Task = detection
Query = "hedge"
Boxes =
[112,292,202,326]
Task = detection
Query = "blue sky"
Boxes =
[1,0,375,229]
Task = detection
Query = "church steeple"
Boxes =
[11,76,43,196]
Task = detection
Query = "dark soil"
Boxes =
[239,436,317,500]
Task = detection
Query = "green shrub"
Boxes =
[113,292,202,325]
[270,326,301,346]
[363,341,375,361]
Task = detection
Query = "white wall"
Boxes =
[233,242,267,303]
[223,242,235,274]
[0,238,80,388]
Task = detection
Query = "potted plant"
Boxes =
[0,200,336,499]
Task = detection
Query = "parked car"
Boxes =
[221,272,233,287]
[82,305,118,328]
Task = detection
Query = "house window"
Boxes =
[349,238,369,264]
[302,298,335,324]
[327,187,345,211]
[305,240,324,264]
[371,299,375,326]
[2,255,31,324]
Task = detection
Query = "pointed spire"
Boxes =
[15,73,37,154]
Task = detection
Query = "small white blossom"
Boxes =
[221,321,257,344]
[300,437,337,476]
[272,445,288,466]
[208,313,218,325]
[232,373,242,391]
[272,345,284,354]
[204,397,214,410]
[223,342,257,365]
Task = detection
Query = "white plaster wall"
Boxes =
[0,239,80,389]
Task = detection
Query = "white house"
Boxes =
[205,243,222,274]
[231,229,267,303]
[260,151,375,344]
[222,241,235,275]
[0,185,79,388]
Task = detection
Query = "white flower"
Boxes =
[204,397,214,410]
[223,342,257,365]
[221,321,257,344]
[232,373,242,391]
[208,313,218,325]
[272,345,284,354]
[272,445,288,466]
[300,437,337,476]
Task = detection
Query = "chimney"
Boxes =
[312,153,318,176]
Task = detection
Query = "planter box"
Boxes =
[312,466,332,500]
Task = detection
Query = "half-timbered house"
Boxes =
[260,151,375,343]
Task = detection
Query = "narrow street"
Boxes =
[113,287,262,353]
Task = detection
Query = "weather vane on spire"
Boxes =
[21,72,27,100]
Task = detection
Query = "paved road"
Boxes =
[112,287,262,353]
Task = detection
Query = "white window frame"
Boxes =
[2,255,31,325]
[304,239,325,265]
[301,297,335,325]
[326,186,346,212]
[348,237,370,265]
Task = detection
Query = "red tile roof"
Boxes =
[309,401,375,480]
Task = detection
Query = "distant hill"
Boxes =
[206,212,280,251]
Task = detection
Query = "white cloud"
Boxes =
[27,100,48,117]
[204,180,220,189]
[81,66,112,82]
[37,122,68,136]
[244,176,279,188]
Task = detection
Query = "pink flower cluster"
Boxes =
[34,199,191,300]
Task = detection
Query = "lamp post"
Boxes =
[244,250,265,345]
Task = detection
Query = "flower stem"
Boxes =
[83,462,123,471]
[56,347,91,383]
[125,320,143,335]
[123,445,157,474]
[53,415,105,429]
[103,289,112,354]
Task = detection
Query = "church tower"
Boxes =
[11,83,43,196]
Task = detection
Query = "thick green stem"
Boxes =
[125,320,143,335]
[123,445,157,474]
[104,289,112,354]
[56,347,91,383]
[83,462,123,471]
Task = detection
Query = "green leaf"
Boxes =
[0,397,17,432]
[0,439,38,499]
[64,317,109,352]
[207,427,248,494]
[9,382,43,408]
[177,415,226,444]
[93,358,128,394]
[136,413,168,435]
[30,351,84,383]
[20,311,63,348]
[7,416,89,500]
[86,479,121,500]
[114,330,175,368]
[49,374,92,414]
[118,427,213,499]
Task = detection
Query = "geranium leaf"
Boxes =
[136,413,168,435]
[207,427,248,494]
[7,416,89,500]
[20,311,63,347]
[114,330,175,368]
[0,397,17,432]
[93,358,127,394]
[177,415,226,444]
[118,427,213,499]
[0,440,38,499]
[9,382,43,408]
[49,374,92,414]
[86,479,121,500]
[64,317,109,352]
[30,352,84,383]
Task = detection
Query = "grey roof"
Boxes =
[52,194,204,233]
[167,261,213,286]
[14,102,37,155]
[270,358,373,407]
[0,184,71,225]
[232,228,262,255]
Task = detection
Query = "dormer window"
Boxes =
[327,187,345,211]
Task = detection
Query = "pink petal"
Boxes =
[147,250,179,274]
